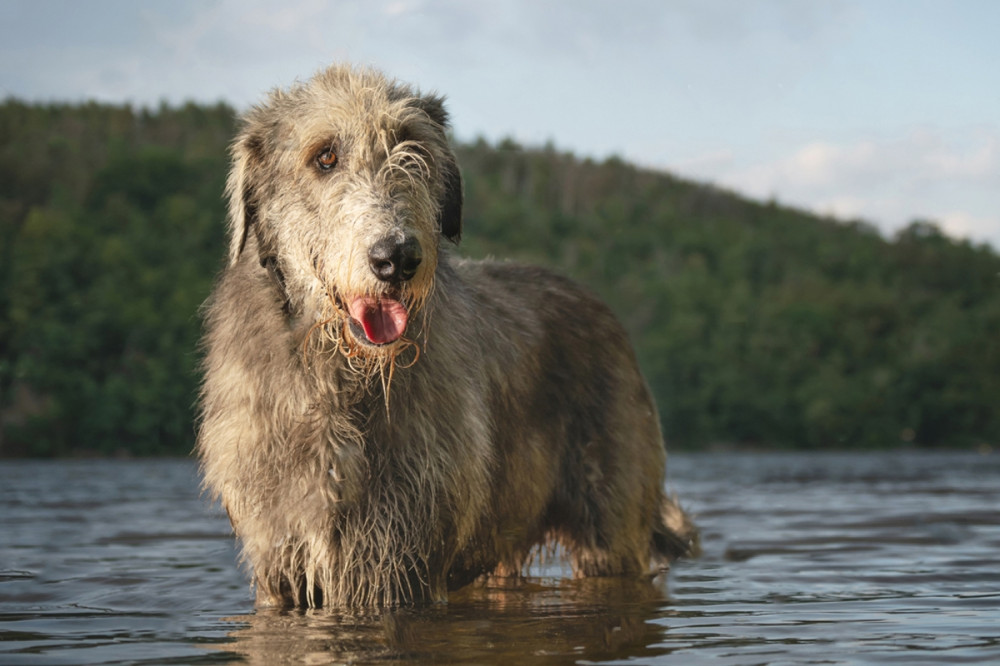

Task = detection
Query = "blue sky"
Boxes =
[2,0,998,248]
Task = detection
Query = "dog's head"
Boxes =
[225,65,463,354]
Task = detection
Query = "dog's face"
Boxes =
[226,66,462,354]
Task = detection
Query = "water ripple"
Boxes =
[1,453,998,664]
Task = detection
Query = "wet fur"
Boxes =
[197,65,697,607]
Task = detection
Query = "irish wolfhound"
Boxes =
[197,64,697,608]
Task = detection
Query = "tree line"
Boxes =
[1,100,997,456]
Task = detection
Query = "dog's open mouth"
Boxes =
[345,295,409,346]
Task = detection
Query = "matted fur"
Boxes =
[197,64,698,608]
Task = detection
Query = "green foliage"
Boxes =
[0,101,229,456]
[1,101,997,455]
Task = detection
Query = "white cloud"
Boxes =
[737,140,880,191]
[919,130,998,181]
[698,127,1000,248]
[937,210,1000,245]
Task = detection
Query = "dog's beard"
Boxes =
[301,284,429,414]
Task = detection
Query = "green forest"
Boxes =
[1,100,998,456]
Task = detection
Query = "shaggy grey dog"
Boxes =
[197,65,697,607]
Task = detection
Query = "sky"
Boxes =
[2,0,998,249]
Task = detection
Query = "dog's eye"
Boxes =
[315,148,338,171]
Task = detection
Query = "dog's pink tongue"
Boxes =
[348,296,408,344]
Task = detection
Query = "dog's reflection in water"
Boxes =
[214,575,677,664]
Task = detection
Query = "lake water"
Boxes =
[1,451,998,665]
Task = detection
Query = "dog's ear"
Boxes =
[439,156,463,244]
[225,131,265,266]
[411,92,450,129]
[410,94,464,244]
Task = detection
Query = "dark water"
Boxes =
[1,452,998,665]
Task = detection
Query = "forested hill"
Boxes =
[1,100,997,456]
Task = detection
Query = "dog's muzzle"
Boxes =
[339,235,423,346]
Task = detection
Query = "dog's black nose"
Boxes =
[368,235,423,283]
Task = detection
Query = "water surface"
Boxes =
[1,452,998,664]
